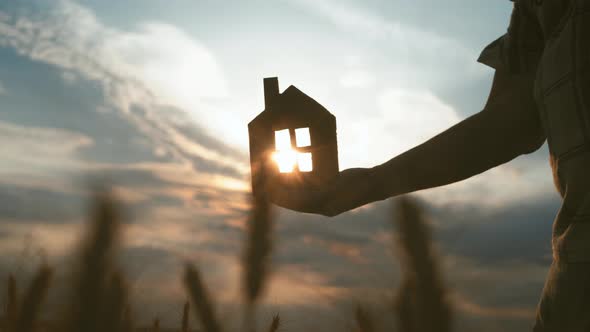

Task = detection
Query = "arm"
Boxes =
[267,70,546,216]
[372,69,546,199]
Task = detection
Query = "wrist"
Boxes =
[367,164,390,202]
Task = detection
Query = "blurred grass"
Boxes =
[0,190,451,332]
[392,198,451,332]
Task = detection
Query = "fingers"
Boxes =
[319,169,374,217]
[262,168,373,217]
[264,181,327,214]
[265,179,350,217]
[320,190,358,217]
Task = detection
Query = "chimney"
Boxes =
[264,77,279,109]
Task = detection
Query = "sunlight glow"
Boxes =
[273,129,313,173]
[273,150,297,173]
[272,150,313,173]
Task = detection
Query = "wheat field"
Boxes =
[0,189,451,332]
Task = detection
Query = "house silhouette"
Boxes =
[248,77,339,195]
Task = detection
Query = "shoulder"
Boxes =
[478,0,543,74]
[485,69,536,110]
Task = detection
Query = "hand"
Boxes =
[264,168,384,217]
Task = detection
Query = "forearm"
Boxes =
[371,104,542,199]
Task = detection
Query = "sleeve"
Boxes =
[478,0,544,74]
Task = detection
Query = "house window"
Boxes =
[297,152,313,172]
[274,129,291,151]
[295,127,311,147]
[273,127,313,173]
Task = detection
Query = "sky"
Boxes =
[0,0,564,331]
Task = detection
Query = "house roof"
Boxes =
[249,85,335,128]
[279,85,334,115]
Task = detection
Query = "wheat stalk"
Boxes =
[393,277,417,332]
[266,313,280,332]
[182,301,190,332]
[99,271,132,332]
[392,197,451,332]
[242,191,274,332]
[152,318,160,332]
[243,193,273,303]
[354,305,375,332]
[4,274,18,331]
[13,264,52,332]
[184,263,221,332]
[64,189,124,332]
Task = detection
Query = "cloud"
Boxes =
[0,80,6,94]
[289,0,465,49]
[339,69,375,88]
[452,291,536,319]
[105,22,228,104]
[0,120,91,157]
[302,235,368,264]
[441,256,546,331]
[0,220,82,262]
[0,0,248,189]
[1,0,227,105]
[287,0,485,82]
[0,119,92,175]
[377,88,460,154]
[337,87,459,169]
[434,196,558,265]
[60,71,77,85]
[0,182,85,224]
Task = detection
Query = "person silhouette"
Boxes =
[265,0,590,330]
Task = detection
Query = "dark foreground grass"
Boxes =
[0,190,450,332]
